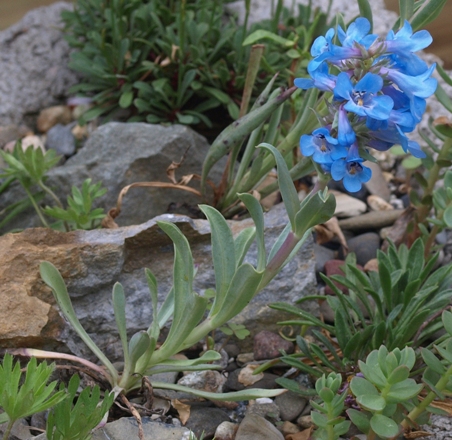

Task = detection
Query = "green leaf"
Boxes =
[410,0,448,31]
[39,262,119,382]
[421,348,446,375]
[356,394,386,412]
[311,410,328,428]
[386,380,423,402]
[242,29,293,47]
[119,90,134,108]
[293,190,336,238]
[152,381,287,401]
[155,221,207,357]
[370,414,400,438]
[402,155,422,170]
[443,206,452,228]
[256,143,299,231]
[0,355,66,425]
[358,0,373,31]
[209,263,263,325]
[399,0,415,23]
[238,194,265,271]
[112,282,129,365]
[347,409,370,434]
[199,205,236,315]
[233,227,256,267]
[442,310,452,336]
[387,366,410,385]
[350,376,379,397]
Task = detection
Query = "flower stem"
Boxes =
[3,420,14,440]
[402,362,452,429]
[22,185,49,228]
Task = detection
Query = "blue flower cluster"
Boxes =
[295,18,437,192]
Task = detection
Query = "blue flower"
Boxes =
[300,127,347,164]
[385,20,433,55]
[337,17,377,50]
[294,62,337,92]
[331,143,372,192]
[380,64,437,120]
[334,72,394,120]
[337,105,356,145]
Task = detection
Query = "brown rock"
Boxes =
[37,105,72,133]
[253,330,294,360]
[0,124,31,149]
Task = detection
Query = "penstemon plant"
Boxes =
[13,145,335,404]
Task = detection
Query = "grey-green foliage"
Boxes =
[61,0,330,127]
[24,144,335,403]
[0,355,66,440]
[43,178,107,230]
[310,373,350,440]
[0,142,106,232]
[308,312,452,439]
[348,346,422,439]
[269,238,452,380]
[46,374,114,440]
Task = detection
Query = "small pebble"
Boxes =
[296,414,313,429]
[331,190,367,218]
[46,123,76,156]
[37,105,72,133]
[367,194,394,211]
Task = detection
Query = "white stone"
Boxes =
[331,190,367,218]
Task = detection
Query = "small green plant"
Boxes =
[15,145,335,404]
[62,0,330,127]
[0,354,66,440]
[0,142,106,232]
[46,374,114,440]
[347,346,423,439]
[0,142,61,229]
[310,372,350,440]
[43,178,107,230]
[266,238,452,381]
[310,317,452,440]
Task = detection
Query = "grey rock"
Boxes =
[177,370,227,394]
[235,414,284,440]
[0,418,31,440]
[332,190,367,218]
[246,399,280,421]
[91,417,189,440]
[0,2,80,126]
[421,415,452,440]
[0,123,224,232]
[274,391,307,422]
[347,232,381,266]
[148,371,179,385]
[225,370,279,392]
[338,210,403,231]
[0,202,317,362]
[214,421,238,440]
[185,407,230,439]
[364,161,391,202]
[313,244,335,273]
[45,123,76,157]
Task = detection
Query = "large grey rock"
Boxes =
[0,202,317,360]
[0,2,79,126]
[0,123,222,232]
[32,418,191,440]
